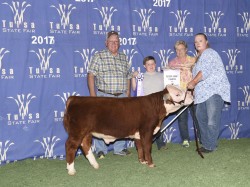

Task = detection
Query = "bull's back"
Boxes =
[63,94,165,136]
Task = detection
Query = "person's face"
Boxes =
[175,44,187,58]
[144,59,156,73]
[194,35,208,53]
[106,35,120,55]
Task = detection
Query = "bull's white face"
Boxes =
[163,85,193,115]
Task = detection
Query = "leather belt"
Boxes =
[97,89,123,96]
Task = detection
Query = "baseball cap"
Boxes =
[107,31,119,38]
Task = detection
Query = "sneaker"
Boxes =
[182,140,189,148]
[97,151,105,159]
[158,145,168,150]
[114,149,131,156]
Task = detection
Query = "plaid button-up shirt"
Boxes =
[88,49,131,94]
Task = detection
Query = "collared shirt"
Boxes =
[192,48,231,104]
[168,55,195,90]
[88,49,131,94]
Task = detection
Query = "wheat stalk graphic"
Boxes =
[154,49,174,67]
[34,137,60,157]
[8,94,36,120]
[30,48,56,73]
[0,48,10,70]
[122,49,138,68]
[226,122,242,139]
[170,10,190,31]
[205,11,224,32]
[222,49,240,70]
[51,4,76,29]
[238,12,250,32]
[134,9,155,32]
[0,141,14,161]
[94,7,117,30]
[54,92,80,105]
[2,1,31,27]
[75,49,97,72]
[239,86,250,106]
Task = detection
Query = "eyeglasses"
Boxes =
[176,48,186,52]
[108,41,119,44]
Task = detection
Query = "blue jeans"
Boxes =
[155,119,168,149]
[196,94,224,151]
[93,91,127,154]
[177,104,200,142]
[177,107,189,141]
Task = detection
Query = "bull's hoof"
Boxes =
[68,169,76,176]
[148,163,155,168]
[139,159,147,165]
[92,163,99,169]
[67,162,76,175]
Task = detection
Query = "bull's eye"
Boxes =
[176,94,180,97]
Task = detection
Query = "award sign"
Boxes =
[163,68,180,88]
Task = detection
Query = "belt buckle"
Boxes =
[98,89,122,96]
[113,93,122,96]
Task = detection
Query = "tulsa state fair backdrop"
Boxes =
[0,0,249,164]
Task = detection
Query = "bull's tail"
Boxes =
[63,96,73,132]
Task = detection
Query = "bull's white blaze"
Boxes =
[86,148,99,169]
[163,86,193,115]
[166,85,193,106]
[67,162,76,175]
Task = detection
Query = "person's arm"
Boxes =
[168,58,179,69]
[126,79,131,97]
[131,71,139,91]
[87,72,96,96]
[187,71,202,89]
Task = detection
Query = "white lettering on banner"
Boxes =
[54,111,64,122]
[50,4,80,35]
[28,48,61,79]
[1,68,11,74]
[238,86,250,111]
[75,0,95,2]
[203,11,227,37]
[163,68,180,88]
[237,12,250,37]
[168,10,194,37]
[153,0,171,7]
[1,57,14,79]
[31,36,55,45]
[132,8,159,37]
[1,75,14,79]
[119,38,137,45]
[1,0,36,34]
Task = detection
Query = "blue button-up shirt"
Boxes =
[192,48,231,104]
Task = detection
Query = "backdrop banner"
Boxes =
[0,0,249,164]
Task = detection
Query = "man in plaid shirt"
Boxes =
[87,31,132,159]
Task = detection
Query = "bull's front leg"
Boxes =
[141,133,155,168]
[134,139,147,165]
